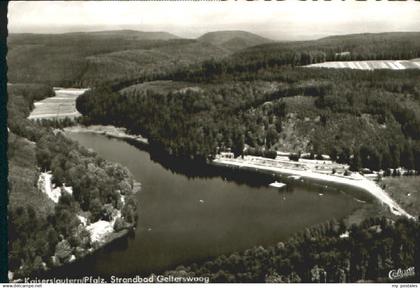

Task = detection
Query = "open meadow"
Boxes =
[380,176,420,217]
[305,59,420,70]
[28,88,88,120]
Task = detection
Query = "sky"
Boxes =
[8,1,420,40]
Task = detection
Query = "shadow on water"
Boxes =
[123,136,376,203]
[32,132,371,281]
[125,137,274,188]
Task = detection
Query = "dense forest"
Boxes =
[7,30,420,282]
[7,84,138,278]
[77,68,420,172]
[74,32,420,172]
[7,31,229,87]
[166,32,420,83]
[197,30,272,52]
[163,217,419,283]
[232,32,420,65]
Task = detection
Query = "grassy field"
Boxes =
[28,88,88,120]
[380,176,420,218]
[344,176,420,226]
[305,59,420,70]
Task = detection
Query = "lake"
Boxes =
[58,131,362,278]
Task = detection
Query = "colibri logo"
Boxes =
[388,267,415,281]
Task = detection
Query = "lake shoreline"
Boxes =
[63,124,414,221]
[16,226,136,282]
[11,174,140,283]
[59,130,365,279]
[57,127,416,279]
[212,156,414,220]
[64,125,148,145]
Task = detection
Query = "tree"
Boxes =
[54,239,72,264]
[350,151,362,172]
[32,256,45,273]
[360,146,382,171]
[266,127,279,148]
[89,198,103,222]
[414,143,420,172]
[113,217,127,232]
[232,133,245,158]
[101,204,114,221]
[401,143,414,170]
[289,153,300,162]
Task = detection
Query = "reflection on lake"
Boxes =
[54,132,361,278]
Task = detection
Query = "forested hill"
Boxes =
[8,84,139,278]
[66,30,179,40]
[163,33,420,84]
[7,31,229,87]
[198,30,272,52]
[163,217,420,283]
[9,30,179,42]
[10,31,420,89]
[230,32,420,67]
[8,29,420,282]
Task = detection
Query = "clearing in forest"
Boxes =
[305,59,420,70]
[28,88,89,120]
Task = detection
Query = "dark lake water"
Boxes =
[61,132,361,278]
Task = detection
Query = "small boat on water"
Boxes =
[353,197,366,203]
[288,175,302,180]
[269,181,287,189]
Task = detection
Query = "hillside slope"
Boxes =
[231,32,420,66]
[68,30,180,41]
[77,67,420,174]
[198,30,272,52]
[7,83,139,278]
[7,31,229,86]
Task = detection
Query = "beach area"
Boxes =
[212,154,415,220]
[64,124,415,221]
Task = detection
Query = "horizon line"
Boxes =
[8,28,420,42]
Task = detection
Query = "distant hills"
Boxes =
[7,30,420,86]
[9,29,272,50]
[74,30,180,40]
[229,31,420,68]
[198,30,272,51]
[7,29,274,86]
[9,29,180,42]
[7,30,228,86]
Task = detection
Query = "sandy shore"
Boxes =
[213,156,415,220]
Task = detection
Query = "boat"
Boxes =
[269,181,287,189]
